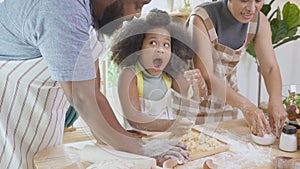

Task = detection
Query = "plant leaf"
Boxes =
[261,4,271,16]
[274,35,300,48]
[282,2,300,29]
[270,18,288,44]
[289,11,300,29]
[287,27,298,37]
[276,7,282,20]
[246,42,256,57]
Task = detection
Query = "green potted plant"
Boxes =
[246,0,300,105]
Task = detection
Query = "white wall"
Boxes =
[238,0,300,105]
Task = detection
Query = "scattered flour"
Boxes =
[86,159,135,169]
[67,144,155,169]
[177,126,274,169]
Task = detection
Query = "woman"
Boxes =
[186,0,286,137]
[0,0,190,168]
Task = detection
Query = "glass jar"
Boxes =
[279,125,297,152]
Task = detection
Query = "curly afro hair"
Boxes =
[110,8,195,74]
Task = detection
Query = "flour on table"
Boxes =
[67,145,154,169]
[177,126,273,169]
[86,159,135,169]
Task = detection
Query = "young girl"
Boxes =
[110,9,207,135]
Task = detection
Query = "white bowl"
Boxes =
[251,133,276,146]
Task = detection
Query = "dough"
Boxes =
[172,129,223,154]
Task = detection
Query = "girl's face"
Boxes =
[139,27,171,76]
[227,0,264,23]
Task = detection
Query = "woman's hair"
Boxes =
[110,8,195,74]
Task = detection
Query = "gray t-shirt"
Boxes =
[200,0,252,50]
[129,62,172,101]
[0,0,95,81]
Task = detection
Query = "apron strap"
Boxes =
[135,63,171,98]
[186,7,218,45]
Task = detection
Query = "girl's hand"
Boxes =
[184,69,207,98]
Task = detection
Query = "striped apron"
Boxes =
[0,26,104,169]
[187,7,258,124]
[0,57,69,169]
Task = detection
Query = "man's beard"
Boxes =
[95,0,124,36]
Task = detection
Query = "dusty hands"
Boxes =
[268,99,287,137]
[240,103,271,136]
[141,139,190,166]
[184,69,207,98]
[170,118,194,136]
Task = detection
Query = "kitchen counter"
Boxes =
[34,119,300,168]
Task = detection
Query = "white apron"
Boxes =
[140,89,175,120]
[140,89,201,122]
[136,65,200,121]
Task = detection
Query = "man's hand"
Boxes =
[141,139,190,166]
[169,118,194,136]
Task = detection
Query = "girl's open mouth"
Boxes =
[153,58,163,69]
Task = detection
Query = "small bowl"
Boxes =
[251,133,276,146]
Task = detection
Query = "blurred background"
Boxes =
[141,0,300,107]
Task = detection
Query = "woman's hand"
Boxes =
[268,98,287,137]
[240,103,271,136]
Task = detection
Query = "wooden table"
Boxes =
[34,119,300,168]
[181,119,300,169]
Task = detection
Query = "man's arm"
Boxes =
[59,79,190,163]
[59,79,143,153]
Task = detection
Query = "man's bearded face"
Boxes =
[95,0,124,36]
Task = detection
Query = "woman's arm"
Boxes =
[253,12,287,136]
[187,14,271,136]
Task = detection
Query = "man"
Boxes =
[0,0,189,168]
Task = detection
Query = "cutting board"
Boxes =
[143,127,230,161]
